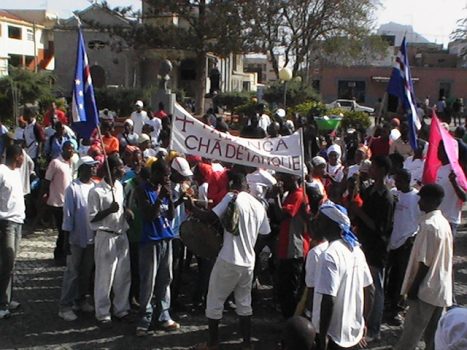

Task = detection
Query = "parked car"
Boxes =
[326,99,374,114]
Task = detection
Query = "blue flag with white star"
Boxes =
[387,36,421,151]
[71,28,98,140]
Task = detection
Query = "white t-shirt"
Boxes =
[327,163,344,183]
[145,117,162,141]
[403,157,425,187]
[258,114,271,132]
[247,169,277,199]
[437,164,463,224]
[390,128,401,141]
[305,241,329,288]
[347,164,360,179]
[389,188,421,250]
[24,120,40,159]
[131,110,149,135]
[20,150,35,195]
[312,240,373,348]
[0,164,25,224]
[213,191,271,267]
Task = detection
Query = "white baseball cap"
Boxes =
[77,156,99,169]
[124,118,133,126]
[276,108,286,118]
[135,100,144,107]
[171,157,193,177]
[138,133,150,144]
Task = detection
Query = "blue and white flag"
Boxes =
[387,36,421,151]
[71,28,98,140]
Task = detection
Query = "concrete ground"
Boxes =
[0,224,465,350]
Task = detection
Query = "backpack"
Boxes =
[221,193,240,236]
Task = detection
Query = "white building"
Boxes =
[243,53,286,85]
[0,9,56,76]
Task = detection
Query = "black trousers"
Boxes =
[386,237,414,310]
[171,238,185,303]
[50,206,65,261]
[277,258,304,319]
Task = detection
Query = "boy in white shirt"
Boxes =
[386,169,420,325]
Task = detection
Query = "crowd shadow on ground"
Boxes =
[1,229,466,349]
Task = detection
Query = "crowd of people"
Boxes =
[0,98,466,350]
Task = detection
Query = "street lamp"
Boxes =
[279,67,292,109]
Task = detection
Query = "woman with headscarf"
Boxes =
[325,144,344,186]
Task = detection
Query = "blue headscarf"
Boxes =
[319,201,359,250]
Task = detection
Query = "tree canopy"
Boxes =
[90,0,381,112]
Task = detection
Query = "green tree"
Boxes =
[263,80,320,107]
[243,0,381,77]
[93,0,246,115]
[0,67,55,123]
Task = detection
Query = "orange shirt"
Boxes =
[102,135,119,155]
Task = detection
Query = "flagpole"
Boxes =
[73,15,115,201]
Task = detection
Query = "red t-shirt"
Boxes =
[369,136,390,157]
[277,188,310,260]
[154,110,168,119]
[43,109,68,126]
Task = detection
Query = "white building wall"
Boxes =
[0,21,44,57]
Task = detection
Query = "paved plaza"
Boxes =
[0,224,466,350]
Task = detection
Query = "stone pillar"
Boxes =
[150,59,176,114]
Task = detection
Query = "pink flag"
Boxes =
[422,113,467,189]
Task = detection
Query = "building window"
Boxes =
[90,65,106,88]
[439,82,451,100]
[26,28,34,41]
[9,54,23,67]
[337,80,366,103]
[8,26,22,40]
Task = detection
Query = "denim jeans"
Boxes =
[59,244,95,310]
[138,239,173,330]
[367,266,385,337]
[0,220,22,310]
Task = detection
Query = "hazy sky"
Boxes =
[2,0,466,46]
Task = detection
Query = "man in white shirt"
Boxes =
[185,172,270,350]
[386,169,420,325]
[312,201,374,350]
[58,156,98,322]
[394,184,453,350]
[88,154,131,327]
[131,100,149,135]
[23,106,45,168]
[256,104,271,132]
[304,228,328,318]
[145,112,162,141]
[0,145,25,319]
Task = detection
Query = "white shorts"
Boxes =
[205,258,254,320]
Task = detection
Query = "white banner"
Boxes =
[171,103,304,176]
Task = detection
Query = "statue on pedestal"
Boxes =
[159,59,173,92]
